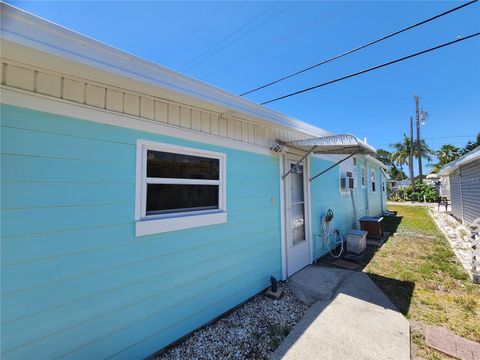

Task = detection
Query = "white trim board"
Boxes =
[1,86,275,156]
[135,139,228,236]
[279,155,287,280]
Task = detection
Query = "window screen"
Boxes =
[145,150,221,216]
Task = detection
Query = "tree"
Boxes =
[390,135,433,181]
[389,164,407,180]
[414,139,434,165]
[461,132,480,155]
[436,144,461,166]
[390,135,411,173]
[375,148,407,180]
[375,149,393,167]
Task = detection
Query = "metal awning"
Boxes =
[279,134,377,181]
[284,134,376,155]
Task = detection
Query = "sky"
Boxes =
[7,1,480,174]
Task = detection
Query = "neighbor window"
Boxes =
[371,169,376,192]
[361,166,366,187]
[136,140,227,236]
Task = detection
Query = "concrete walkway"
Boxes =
[273,266,410,360]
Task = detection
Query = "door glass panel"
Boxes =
[290,163,305,246]
[291,203,305,245]
[290,164,304,204]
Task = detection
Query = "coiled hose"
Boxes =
[321,210,344,259]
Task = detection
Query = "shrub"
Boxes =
[398,182,438,202]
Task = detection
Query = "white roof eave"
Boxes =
[0,3,331,138]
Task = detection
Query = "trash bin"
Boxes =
[359,216,384,239]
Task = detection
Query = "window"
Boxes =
[340,171,354,192]
[371,169,376,192]
[339,158,356,194]
[361,166,366,187]
[136,140,227,236]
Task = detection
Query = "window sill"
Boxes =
[136,211,227,236]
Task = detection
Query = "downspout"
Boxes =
[365,155,370,216]
[459,166,464,224]
[380,176,383,212]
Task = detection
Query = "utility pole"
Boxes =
[409,115,415,190]
[414,95,422,182]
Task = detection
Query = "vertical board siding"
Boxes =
[1,104,282,359]
[459,160,480,224]
[450,170,462,221]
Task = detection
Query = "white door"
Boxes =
[285,159,310,276]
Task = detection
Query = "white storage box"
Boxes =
[346,230,367,254]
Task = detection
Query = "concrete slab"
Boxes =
[273,270,410,360]
[287,265,352,305]
[425,326,480,360]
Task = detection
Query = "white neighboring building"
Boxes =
[438,147,480,225]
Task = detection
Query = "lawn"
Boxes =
[364,205,480,360]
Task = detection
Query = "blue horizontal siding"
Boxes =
[1,104,282,359]
[1,182,134,209]
[310,156,385,259]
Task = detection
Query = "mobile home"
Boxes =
[0,4,387,359]
[438,147,480,225]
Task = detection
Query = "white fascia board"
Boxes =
[0,3,330,138]
[437,146,480,176]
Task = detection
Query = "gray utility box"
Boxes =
[346,230,368,254]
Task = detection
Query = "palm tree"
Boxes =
[414,139,433,164]
[430,144,461,173]
[390,134,411,173]
[436,144,461,166]
[391,135,433,182]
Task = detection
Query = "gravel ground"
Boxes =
[429,209,474,276]
[157,282,308,360]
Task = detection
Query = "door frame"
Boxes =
[280,153,313,279]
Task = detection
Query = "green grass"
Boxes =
[365,205,480,360]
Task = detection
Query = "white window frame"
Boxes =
[339,157,356,195]
[135,139,227,236]
[361,166,366,187]
[371,168,377,192]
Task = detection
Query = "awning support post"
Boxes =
[309,153,356,182]
[282,145,317,179]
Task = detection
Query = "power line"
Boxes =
[185,3,294,72]
[199,3,353,80]
[160,4,226,62]
[181,3,282,72]
[241,0,479,96]
[260,32,480,105]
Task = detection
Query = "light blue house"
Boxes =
[0,4,387,359]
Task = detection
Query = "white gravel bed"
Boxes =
[156,282,308,360]
[429,209,474,277]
